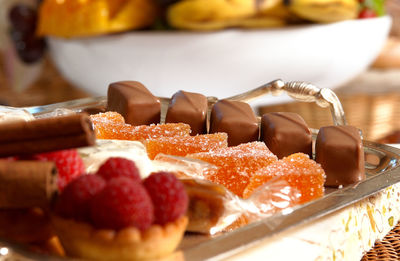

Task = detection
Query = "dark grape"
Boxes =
[8,4,47,64]
[10,29,46,64]
[18,38,46,64]
[8,5,37,34]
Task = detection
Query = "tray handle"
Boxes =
[224,79,347,126]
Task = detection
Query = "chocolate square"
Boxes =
[315,125,365,187]
[165,90,208,135]
[209,100,258,146]
[107,81,160,126]
[261,112,312,159]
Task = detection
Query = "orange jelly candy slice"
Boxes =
[90,112,191,140]
[189,142,278,197]
[145,133,228,160]
[91,111,125,125]
[243,153,326,204]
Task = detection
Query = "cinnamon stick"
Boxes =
[0,160,58,208]
[0,113,95,157]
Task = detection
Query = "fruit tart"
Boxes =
[51,157,188,260]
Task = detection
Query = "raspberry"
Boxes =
[358,8,377,19]
[96,157,141,183]
[90,177,154,230]
[143,172,188,225]
[34,149,85,191]
[54,174,106,221]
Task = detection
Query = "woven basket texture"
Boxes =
[258,93,400,142]
[361,223,400,261]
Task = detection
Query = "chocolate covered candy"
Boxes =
[261,112,312,159]
[209,100,258,146]
[107,81,160,126]
[165,90,207,135]
[315,125,365,187]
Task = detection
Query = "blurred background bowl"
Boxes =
[48,16,391,104]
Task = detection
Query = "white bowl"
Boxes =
[48,16,391,105]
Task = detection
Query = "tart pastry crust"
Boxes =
[52,215,188,260]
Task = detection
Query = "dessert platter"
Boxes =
[0,79,400,261]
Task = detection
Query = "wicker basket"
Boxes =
[361,222,400,260]
[258,93,400,142]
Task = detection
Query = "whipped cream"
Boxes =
[79,139,210,179]
[79,140,154,178]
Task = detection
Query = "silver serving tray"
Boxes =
[1,80,400,260]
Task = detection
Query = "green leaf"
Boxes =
[364,0,386,16]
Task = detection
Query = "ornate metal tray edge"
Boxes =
[1,79,399,261]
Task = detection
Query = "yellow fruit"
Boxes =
[37,0,158,38]
[167,0,256,30]
[167,0,287,30]
[260,0,292,20]
[235,15,286,28]
[258,0,286,12]
[289,0,359,23]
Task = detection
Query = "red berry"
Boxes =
[34,149,85,191]
[54,175,106,221]
[358,8,377,19]
[90,177,154,230]
[143,172,188,225]
[96,157,141,183]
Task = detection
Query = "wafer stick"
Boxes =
[0,160,58,208]
[0,113,95,157]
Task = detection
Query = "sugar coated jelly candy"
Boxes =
[145,133,228,160]
[90,112,191,141]
[90,111,125,125]
[243,153,325,204]
[189,142,277,197]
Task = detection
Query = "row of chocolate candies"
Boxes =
[156,86,366,189]
[165,90,260,146]
[106,81,311,154]
[107,81,309,152]
[106,81,209,135]
[259,112,365,188]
